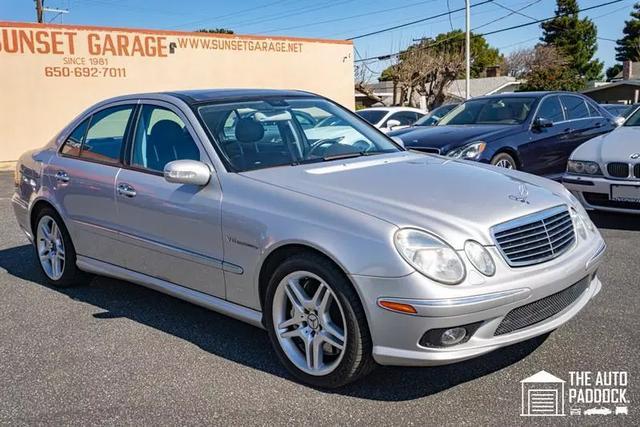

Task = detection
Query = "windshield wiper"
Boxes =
[322,151,373,161]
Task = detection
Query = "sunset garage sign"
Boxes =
[0,22,353,161]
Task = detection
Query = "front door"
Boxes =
[49,103,136,267]
[520,95,567,178]
[114,102,225,298]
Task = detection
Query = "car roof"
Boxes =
[101,88,319,106]
[359,107,424,112]
[473,91,580,100]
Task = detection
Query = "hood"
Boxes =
[571,126,640,163]
[390,125,521,154]
[240,152,572,248]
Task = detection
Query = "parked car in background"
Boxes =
[563,106,640,214]
[390,92,616,180]
[412,103,459,126]
[600,103,636,127]
[12,89,606,388]
[356,106,425,133]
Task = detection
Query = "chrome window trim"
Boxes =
[529,94,605,130]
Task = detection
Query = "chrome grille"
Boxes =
[634,164,640,178]
[607,162,629,178]
[494,276,589,335]
[492,206,575,267]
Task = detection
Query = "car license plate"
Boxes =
[610,184,640,202]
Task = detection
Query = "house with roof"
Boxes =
[582,60,640,105]
[520,370,566,417]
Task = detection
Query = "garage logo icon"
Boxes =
[521,371,566,417]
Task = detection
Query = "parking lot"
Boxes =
[0,170,638,425]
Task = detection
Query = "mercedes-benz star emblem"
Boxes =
[307,314,320,330]
[509,183,530,204]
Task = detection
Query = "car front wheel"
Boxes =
[491,152,517,170]
[264,253,374,388]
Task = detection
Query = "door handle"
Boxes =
[55,170,70,183]
[117,183,137,198]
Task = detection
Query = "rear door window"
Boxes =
[80,105,134,164]
[560,96,589,121]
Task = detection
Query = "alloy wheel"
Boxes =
[495,159,514,169]
[272,271,347,376]
[36,215,65,280]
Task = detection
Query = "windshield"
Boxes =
[198,97,401,171]
[623,107,640,126]
[414,104,457,126]
[356,109,386,124]
[603,105,629,117]
[438,97,535,125]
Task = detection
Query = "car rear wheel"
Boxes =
[491,152,517,170]
[264,253,374,388]
[34,208,87,287]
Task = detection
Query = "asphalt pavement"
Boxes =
[0,171,638,426]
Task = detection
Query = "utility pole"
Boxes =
[36,0,44,23]
[465,0,471,100]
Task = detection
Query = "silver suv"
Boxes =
[12,89,606,387]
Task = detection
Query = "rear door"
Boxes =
[49,103,135,267]
[558,95,599,160]
[519,95,567,177]
[114,101,226,298]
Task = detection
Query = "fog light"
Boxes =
[441,327,467,346]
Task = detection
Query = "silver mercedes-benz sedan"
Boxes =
[12,89,606,388]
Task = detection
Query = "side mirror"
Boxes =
[533,117,553,129]
[164,160,211,186]
[386,119,401,129]
[613,116,625,127]
[391,136,405,149]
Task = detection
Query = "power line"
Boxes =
[168,0,294,29]
[346,0,495,41]
[255,0,440,35]
[355,0,626,63]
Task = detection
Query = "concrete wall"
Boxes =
[0,22,354,161]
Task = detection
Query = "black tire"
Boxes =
[490,152,517,170]
[33,207,88,287]
[264,253,375,388]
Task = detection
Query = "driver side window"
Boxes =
[536,96,564,123]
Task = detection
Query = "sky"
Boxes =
[1,0,634,78]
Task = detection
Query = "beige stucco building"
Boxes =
[0,21,354,162]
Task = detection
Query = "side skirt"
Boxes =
[76,255,264,329]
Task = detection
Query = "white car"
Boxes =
[563,108,640,214]
[356,107,425,133]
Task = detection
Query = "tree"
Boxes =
[541,0,603,83]
[616,2,640,62]
[197,28,234,34]
[379,30,502,81]
[518,45,583,91]
[606,64,623,81]
[354,63,388,106]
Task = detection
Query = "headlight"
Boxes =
[464,240,495,276]
[570,207,593,239]
[567,160,602,175]
[447,141,486,160]
[394,229,466,285]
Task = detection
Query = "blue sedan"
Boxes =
[389,92,617,180]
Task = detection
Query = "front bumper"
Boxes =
[351,235,606,367]
[563,174,640,214]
